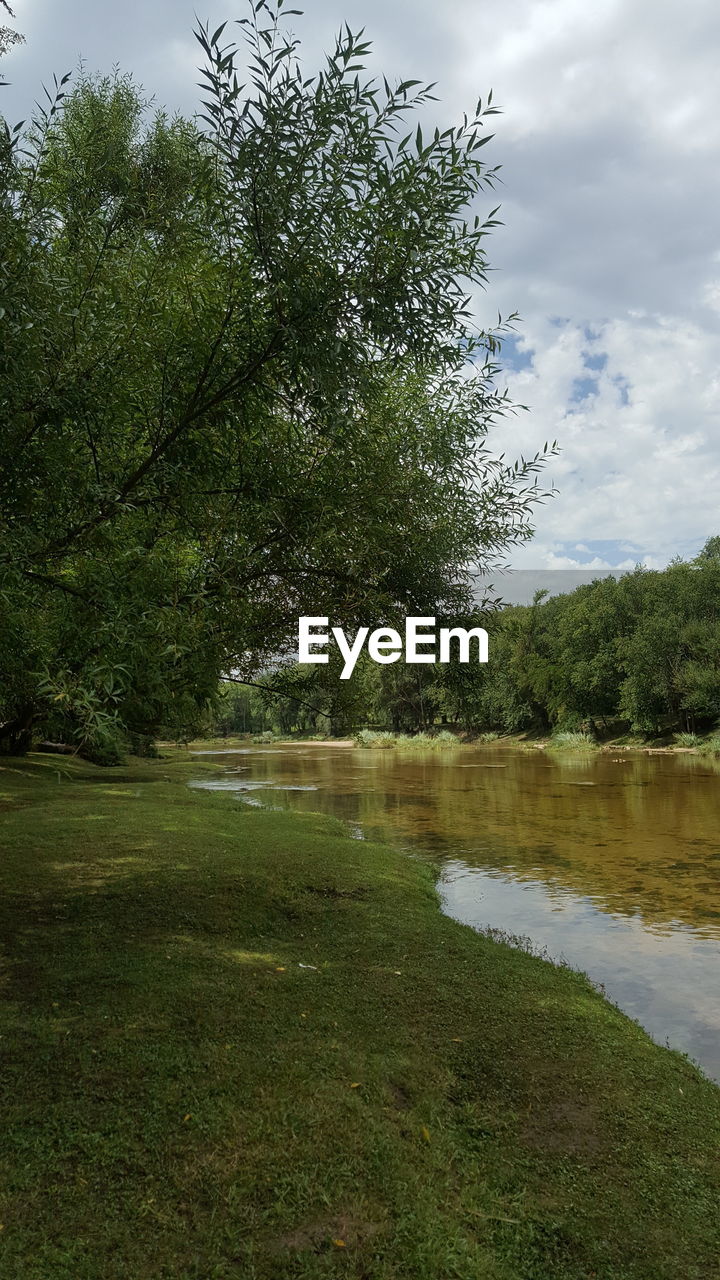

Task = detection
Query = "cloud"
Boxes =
[3,0,720,567]
[492,310,720,565]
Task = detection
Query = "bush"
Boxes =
[79,731,127,766]
[353,729,461,751]
[128,732,160,758]
[547,731,598,752]
[353,730,397,749]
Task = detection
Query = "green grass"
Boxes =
[0,753,719,1279]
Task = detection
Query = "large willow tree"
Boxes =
[0,0,551,755]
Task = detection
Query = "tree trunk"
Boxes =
[0,705,35,755]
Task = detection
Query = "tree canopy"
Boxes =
[0,0,552,757]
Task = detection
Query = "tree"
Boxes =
[0,1,551,754]
[0,1,23,84]
[551,577,628,729]
[695,535,720,562]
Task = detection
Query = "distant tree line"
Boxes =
[230,540,720,740]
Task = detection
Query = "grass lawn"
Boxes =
[0,752,719,1279]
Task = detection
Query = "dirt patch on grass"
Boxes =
[520,1096,604,1156]
[271,1211,384,1254]
[303,884,370,900]
[387,1082,412,1110]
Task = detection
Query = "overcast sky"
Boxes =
[3,0,720,569]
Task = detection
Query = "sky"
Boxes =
[3,0,720,570]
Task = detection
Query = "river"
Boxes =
[189,742,720,1081]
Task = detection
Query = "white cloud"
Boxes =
[494,311,720,565]
[3,0,720,567]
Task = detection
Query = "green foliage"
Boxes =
[353,728,460,750]
[213,683,274,737]
[251,549,720,741]
[547,731,598,752]
[428,728,460,746]
[696,535,720,562]
[429,554,720,739]
[354,728,397,749]
[0,1,552,756]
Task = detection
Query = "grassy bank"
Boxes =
[0,755,719,1280]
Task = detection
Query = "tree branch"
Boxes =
[220,675,333,720]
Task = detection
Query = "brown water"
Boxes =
[190,743,720,1080]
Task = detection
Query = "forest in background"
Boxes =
[214,538,720,741]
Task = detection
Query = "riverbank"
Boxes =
[186,729,720,758]
[1,753,719,1279]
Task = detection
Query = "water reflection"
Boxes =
[190,743,720,1079]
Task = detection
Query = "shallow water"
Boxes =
[190,743,720,1080]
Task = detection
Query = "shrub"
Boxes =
[353,730,397,749]
[547,731,598,752]
[79,729,127,766]
[353,729,461,751]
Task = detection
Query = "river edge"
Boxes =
[179,731,720,758]
[1,751,719,1279]
[188,736,720,1079]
